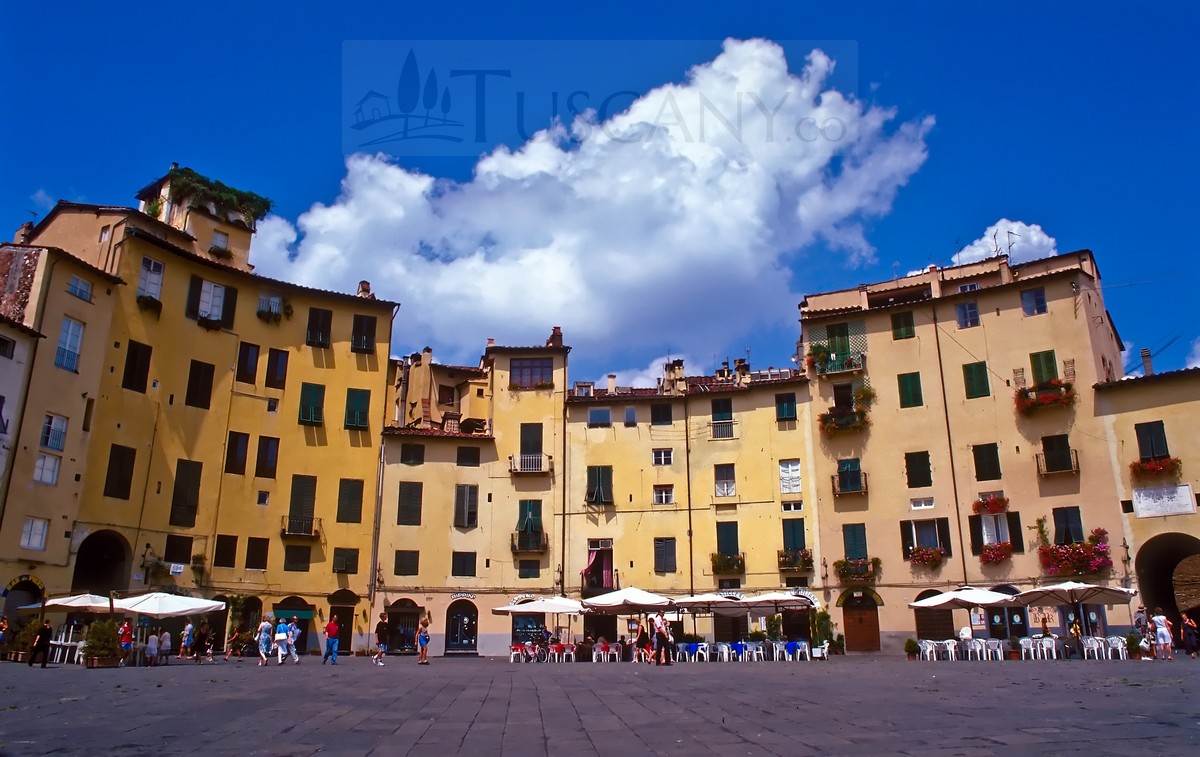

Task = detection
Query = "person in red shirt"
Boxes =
[118,618,134,667]
[321,615,340,665]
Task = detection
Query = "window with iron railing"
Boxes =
[40,414,67,451]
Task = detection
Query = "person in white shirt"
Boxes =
[158,629,171,665]
[145,629,159,667]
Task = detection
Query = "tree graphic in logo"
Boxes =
[352,49,461,145]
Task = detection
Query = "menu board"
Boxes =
[1132,484,1196,518]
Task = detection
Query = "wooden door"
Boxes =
[843,596,880,651]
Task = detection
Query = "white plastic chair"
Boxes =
[747,641,765,661]
[1082,637,1105,660]
[809,641,830,661]
[691,642,709,662]
[1105,636,1127,660]
[713,642,732,662]
[509,644,524,663]
[773,641,789,662]
[592,643,607,663]
[984,639,1005,661]
[940,639,959,661]
[560,643,576,662]
[606,643,622,663]
[1039,637,1058,660]
[964,639,985,661]
[918,640,938,661]
[794,640,811,661]
[1019,637,1037,660]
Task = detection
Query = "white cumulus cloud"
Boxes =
[1187,337,1200,369]
[952,219,1058,266]
[252,38,933,366]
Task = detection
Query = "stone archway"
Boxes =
[838,589,881,652]
[71,530,132,594]
[1135,532,1200,618]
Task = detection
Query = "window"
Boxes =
[711,398,733,438]
[911,497,934,510]
[826,322,851,354]
[55,317,83,371]
[213,535,237,568]
[345,388,370,429]
[394,550,419,576]
[332,548,359,574]
[20,517,49,551]
[451,551,477,577]
[714,464,736,497]
[1030,350,1058,384]
[775,393,797,421]
[265,348,288,389]
[288,475,316,535]
[779,459,801,494]
[169,459,202,527]
[225,431,249,474]
[840,523,868,559]
[437,385,455,406]
[1135,421,1170,460]
[962,362,990,399]
[236,343,259,384]
[256,491,269,506]
[397,482,423,525]
[163,535,193,564]
[624,406,637,426]
[137,257,163,299]
[518,560,541,579]
[1052,506,1084,545]
[400,443,425,465]
[188,277,227,321]
[900,518,952,558]
[781,501,803,512]
[33,455,60,485]
[837,459,863,493]
[283,545,311,572]
[258,294,282,317]
[586,466,614,505]
[716,521,739,555]
[782,518,806,551]
[298,383,325,425]
[517,500,543,533]
[210,229,229,251]
[336,479,364,523]
[653,485,674,505]
[717,579,741,590]
[40,414,67,451]
[905,451,932,488]
[0,336,14,359]
[973,443,1002,481]
[955,301,980,328]
[185,360,215,409]
[1021,287,1047,316]
[67,275,92,301]
[968,510,1024,555]
[652,449,672,466]
[306,308,332,348]
[351,314,377,353]
[245,538,269,570]
[456,447,480,467]
[1041,434,1074,472]
[898,372,923,408]
[891,311,915,340]
[454,484,479,528]
[99,225,111,243]
[510,358,553,388]
[959,283,979,293]
[255,437,279,478]
[588,407,612,428]
[103,444,136,499]
[121,340,152,393]
[654,537,677,573]
[650,403,672,425]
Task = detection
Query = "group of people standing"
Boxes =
[1134,606,1200,660]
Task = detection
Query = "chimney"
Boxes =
[607,374,616,394]
[443,411,461,434]
[422,346,433,363]
[546,326,563,348]
[486,338,495,348]
[14,222,34,244]
[1140,348,1154,376]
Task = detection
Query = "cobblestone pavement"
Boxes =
[0,654,1196,756]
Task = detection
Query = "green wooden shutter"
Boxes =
[336,479,363,523]
[782,518,805,551]
[1006,512,1024,553]
[898,372,923,407]
[716,522,739,555]
[397,482,422,525]
[843,523,867,559]
[963,362,990,399]
[220,285,238,328]
[1030,350,1058,384]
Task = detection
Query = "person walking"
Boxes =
[1151,608,1174,660]
[322,615,340,665]
[1180,611,1199,659]
[193,622,210,664]
[372,613,388,666]
[256,615,274,667]
[416,618,430,665]
[27,620,53,668]
[287,617,302,664]
[224,625,243,662]
[653,611,672,666]
[178,618,194,660]
[158,628,171,665]
[275,617,291,665]
[145,627,158,666]
[118,617,134,667]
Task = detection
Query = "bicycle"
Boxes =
[523,639,550,663]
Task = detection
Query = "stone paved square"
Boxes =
[1,654,1197,756]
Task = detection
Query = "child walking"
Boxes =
[417,618,430,665]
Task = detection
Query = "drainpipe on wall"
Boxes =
[684,393,695,597]
[930,300,970,585]
[369,305,402,608]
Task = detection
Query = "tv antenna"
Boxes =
[1006,230,1020,256]
[992,231,1001,257]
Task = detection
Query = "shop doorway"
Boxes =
[913,589,955,640]
[445,599,478,654]
[386,598,423,653]
[987,585,1027,639]
[274,596,315,653]
[842,593,881,651]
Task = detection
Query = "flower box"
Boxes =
[818,409,869,433]
[136,294,163,314]
[1038,529,1112,575]
[1129,457,1182,479]
[907,546,945,569]
[208,245,233,259]
[777,549,814,571]
[1014,379,1076,415]
[197,316,223,331]
[980,541,1014,565]
[972,496,1009,514]
[834,557,881,583]
[710,552,745,573]
[256,308,282,324]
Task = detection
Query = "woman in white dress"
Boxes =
[1152,608,1174,660]
[158,629,171,664]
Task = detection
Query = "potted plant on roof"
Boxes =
[83,619,122,668]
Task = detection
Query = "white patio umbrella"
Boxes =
[737,591,820,615]
[908,587,1014,610]
[113,592,226,618]
[491,597,584,615]
[581,587,675,614]
[19,593,116,613]
[1006,581,1137,607]
[674,593,744,619]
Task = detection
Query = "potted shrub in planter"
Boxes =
[904,638,920,660]
[10,621,39,662]
[1126,631,1142,660]
[829,634,845,655]
[83,619,122,668]
[1006,636,1022,660]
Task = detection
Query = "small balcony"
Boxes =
[710,552,746,574]
[280,516,321,538]
[581,578,616,598]
[709,420,736,439]
[509,453,553,475]
[777,548,814,571]
[818,408,869,434]
[1036,449,1079,476]
[1015,380,1076,416]
[511,530,549,554]
[831,471,868,496]
[834,556,881,584]
[812,351,866,377]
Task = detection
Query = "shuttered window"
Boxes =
[1052,506,1084,545]
[397,482,423,525]
[185,360,215,409]
[969,512,1024,555]
[163,534,193,564]
[225,431,249,475]
[298,383,325,425]
[456,447,480,466]
[782,518,806,551]
[236,342,259,384]
[1030,350,1058,384]
[306,308,332,348]
[283,545,311,572]
[900,518,952,558]
[1134,421,1170,460]
[973,443,1002,481]
[400,444,425,465]
[345,388,370,429]
[842,523,867,560]
[451,551,477,577]
[214,535,237,568]
[265,348,288,389]
[122,340,152,392]
[517,500,543,531]
[336,478,364,523]
[654,537,677,573]
[288,475,316,523]
[351,314,377,353]
[454,484,479,528]
[394,550,419,575]
[898,372,923,408]
[716,521,739,556]
[962,362,990,399]
[103,444,137,499]
[169,459,202,527]
[775,393,797,421]
[586,466,613,505]
[905,451,932,488]
[650,403,672,425]
[332,547,359,574]
[255,437,279,479]
[245,538,269,570]
[891,311,915,340]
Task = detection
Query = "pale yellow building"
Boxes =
[800,251,1129,652]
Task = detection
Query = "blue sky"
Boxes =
[3,1,1197,382]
